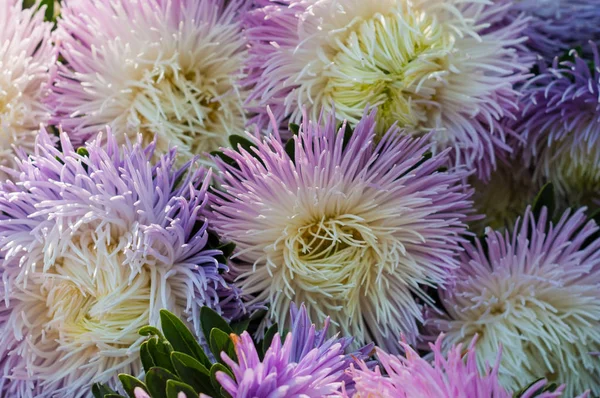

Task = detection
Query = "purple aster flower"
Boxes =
[50,0,249,162]
[216,302,372,398]
[0,0,54,180]
[342,335,571,398]
[507,0,600,60]
[211,107,474,351]
[0,129,244,397]
[427,207,600,396]
[217,331,347,397]
[519,43,600,205]
[243,0,529,179]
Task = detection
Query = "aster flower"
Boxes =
[244,0,529,178]
[215,302,372,398]
[519,43,600,206]
[506,0,600,60]
[211,108,474,350]
[217,331,347,397]
[0,0,54,180]
[50,0,249,162]
[342,335,567,398]
[427,207,600,396]
[0,129,243,397]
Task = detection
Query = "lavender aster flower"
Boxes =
[519,43,600,205]
[427,207,600,396]
[343,335,568,398]
[244,0,529,178]
[507,0,600,60]
[211,108,474,350]
[50,0,249,161]
[216,302,371,398]
[0,0,54,180]
[217,331,347,397]
[0,129,243,397]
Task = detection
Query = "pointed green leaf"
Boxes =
[160,309,211,368]
[145,367,180,398]
[166,380,198,398]
[210,151,238,169]
[139,326,165,339]
[77,147,90,157]
[284,138,295,162]
[230,318,250,335]
[229,135,256,153]
[171,352,218,396]
[147,337,175,373]
[92,383,118,398]
[209,329,236,364]
[210,363,233,393]
[118,374,148,398]
[289,123,300,135]
[140,341,156,373]
[200,307,233,342]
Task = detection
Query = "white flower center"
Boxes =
[323,10,452,134]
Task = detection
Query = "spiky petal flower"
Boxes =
[342,335,567,398]
[216,302,372,398]
[0,129,243,397]
[427,207,600,396]
[50,0,248,161]
[211,108,474,350]
[217,331,346,397]
[507,0,600,60]
[519,44,600,205]
[244,0,529,178]
[0,0,54,180]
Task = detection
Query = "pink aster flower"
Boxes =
[0,129,244,397]
[244,0,529,178]
[0,0,54,180]
[211,108,474,351]
[50,0,249,161]
[342,335,571,398]
[428,207,600,396]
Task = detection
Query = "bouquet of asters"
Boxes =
[1,0,599,397]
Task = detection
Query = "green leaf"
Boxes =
[40,0,54,21]
[229,135,256,153]
[118,374,148,398]
[284,138,295,162]
[171,352,218,396]
[200,307,233,342]
[139,326,165,339]
[77,147,90,157]
[147,337,176,374]
[210,363,233,393]
[262,323,278,357]
[92,383,117,398]
[145,367,180,398]
[209,328,236,364]
[140,341,156,373]
[532,182,555,221]
[230,318,250,335]
[289,123,300,135]
[210,151,238,169]
[160,309,211,368]
[218,242,236,259]
[166,380,198,398]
